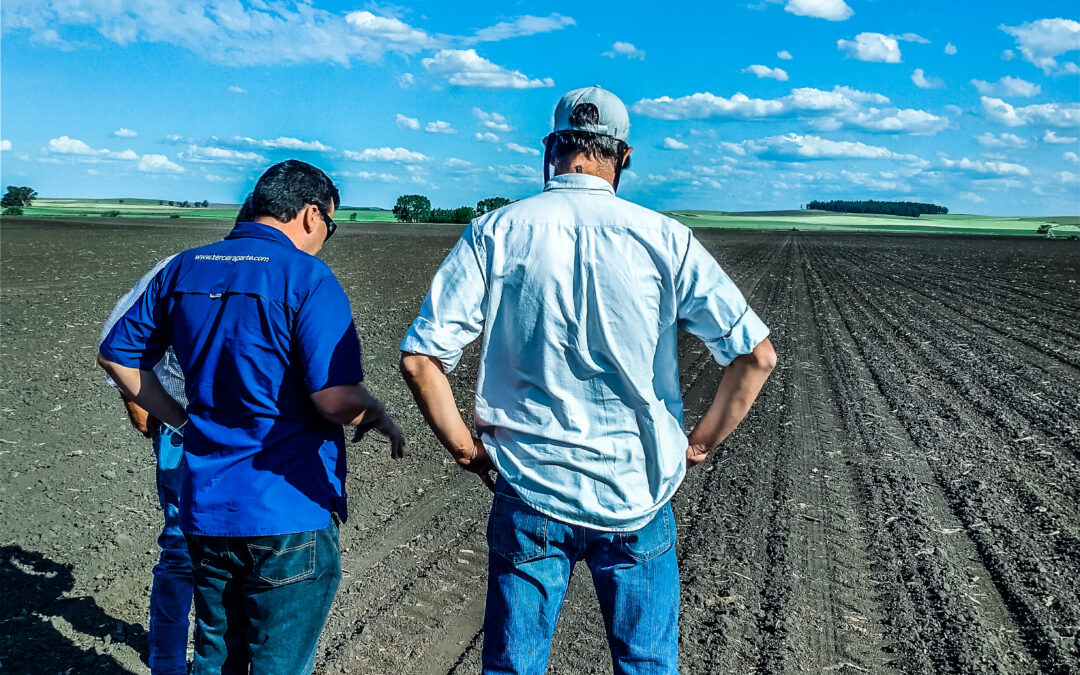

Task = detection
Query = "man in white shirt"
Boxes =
[399,86,776,673]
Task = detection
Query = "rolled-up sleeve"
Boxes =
[399,223,487,372]
[676,234,770,366]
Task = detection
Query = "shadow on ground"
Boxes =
[0,545,148,673]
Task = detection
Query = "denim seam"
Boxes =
[618,508,672,562]
[248,538,316,586]
[492,493,548,564]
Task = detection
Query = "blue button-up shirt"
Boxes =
[401,174,769,531]
[100,222,365,536]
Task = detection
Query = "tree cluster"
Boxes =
[3,186,37,209]
[160,200,211,208]
[805,200,947,217]
[392,194,514,224]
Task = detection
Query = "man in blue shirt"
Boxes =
[99,161,404,674]
[399,87,776,673]
[97,197,257,675]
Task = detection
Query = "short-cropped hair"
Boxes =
[251,160,340,223]
[548,102,628,167]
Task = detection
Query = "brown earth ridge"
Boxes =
[1,218,1077,674]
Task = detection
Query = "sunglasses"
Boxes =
[318,207,337,241]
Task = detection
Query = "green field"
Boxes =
[665,210,1080,237]
[11,198,396,223]
[5,200,1077,237]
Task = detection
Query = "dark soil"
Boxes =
[1,218,1077,673]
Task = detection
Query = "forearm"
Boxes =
[98,356,186,428]
[310,384,383,426]
[399,353,474,460]
[688,338,776,451]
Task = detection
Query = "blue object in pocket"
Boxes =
[157,423,185,471]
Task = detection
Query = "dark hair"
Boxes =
[251,160,340,223]
[235,193,255,223]
[548,102,628,168]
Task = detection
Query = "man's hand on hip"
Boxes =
[685,442,710,467]
[121,393,157,438]
[457,437,496,492]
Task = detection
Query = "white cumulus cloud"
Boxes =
[841,108,949,134]
[633,86,941,135]
[506,143,540,156]
[976,132,1028,148]
[138,154,184,173]
[113,128,137,138]
[944,42,957,55]
[777,50,793,60]
[475,131,500,143]
[473,108,512,132]
[0,140,10,151]
[468,14,575,43]
[345,11,433,48]
[632,86,889,120]
[661,137,690,150]
[890,33,929,44]
[981,96,1080,128]
[339,170,400,182]
[940,155,1030,176]
[1044,130,1079,143]
[228,136,333,152]
[1064,151,1079,163]
[911,68,943,89]
[398,73,415,88]
[785,0,853,21]
[395,114,420,130]
[425,120,456,134]
[422,49,554,89]
[603,41,645,60]
[343,147,429,163]
[1000,18,1080,74]
[182,145,266,164]
[45,136,139,160]
[47,135,97,155]
[971,76,1041,98]
[5,3,437,66]
[838,33,902,63]
[735,133,922,162]
[491,163,541,184]
[743,64,789,81]
[228,85,247,94]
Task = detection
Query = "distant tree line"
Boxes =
[393,195,514,224]
[805,199,948,217]
[160,200,211,208]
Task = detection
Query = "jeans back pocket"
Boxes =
[616,503,675,563]
[247,530,317,586]
[488,492,549,565]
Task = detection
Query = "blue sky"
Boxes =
[2,1,1078,215]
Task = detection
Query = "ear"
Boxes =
[622,146,633,169]
[302,204,319,235]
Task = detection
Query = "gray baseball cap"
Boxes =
[551,86,630,142]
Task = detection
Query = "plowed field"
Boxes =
[1,219,1077,674]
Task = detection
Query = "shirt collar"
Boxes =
[226,221,297,247]
[543,173,616,195]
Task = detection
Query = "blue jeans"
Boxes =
[150,424,194,675]
[185,522,341,674]
[482,478,679,674]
